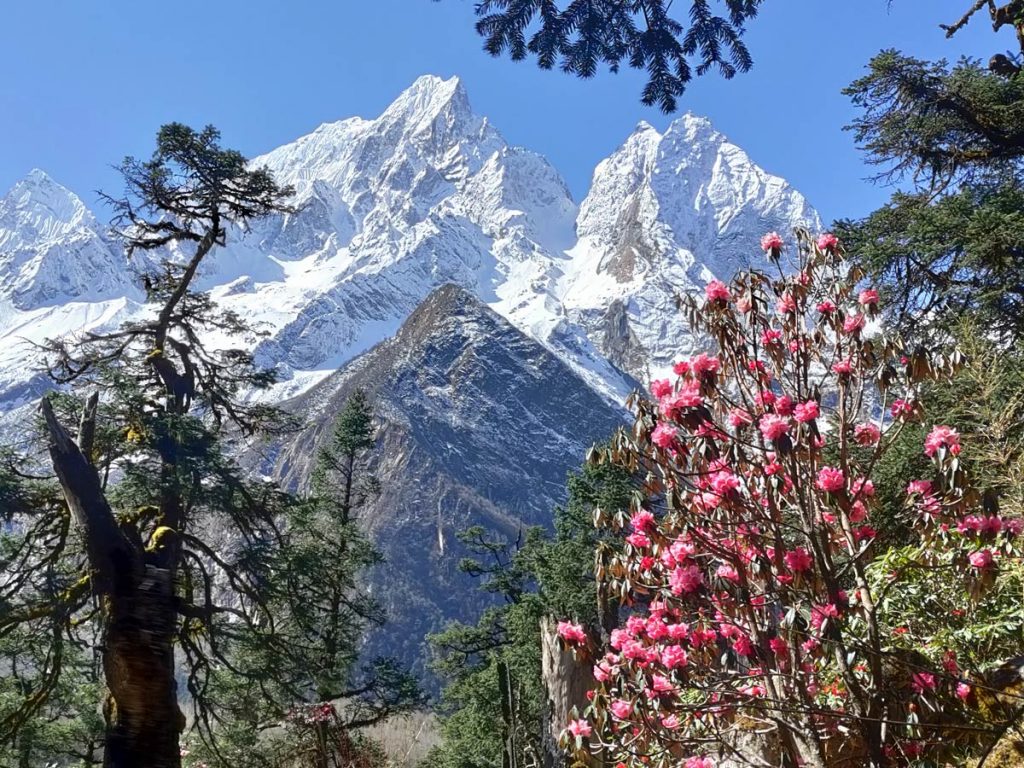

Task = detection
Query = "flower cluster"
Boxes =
[285,701,338,726]
[559,232,1017,768]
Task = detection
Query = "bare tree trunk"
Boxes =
[102,568,182,768]
[42,399,183,768]
[539,617,595,768]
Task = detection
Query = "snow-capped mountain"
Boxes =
[563,117,818,379]
[0,171,142,435]
[261,284,628,675]
[0,74,818,424]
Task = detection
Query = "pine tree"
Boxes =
[190,391,423,768]
[1,124,295,767]
[443,0,764,112]
[837,3,1024,341]
[425,458,632,768]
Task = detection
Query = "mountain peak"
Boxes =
[2,169,89,227]
[667,111,721,145]
[381,74,471,125]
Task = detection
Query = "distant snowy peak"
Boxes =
[0,170,132,308]
[0,169,95,240]
[211,74,580,384]
[0,75,820,424]
[563,112,820,381]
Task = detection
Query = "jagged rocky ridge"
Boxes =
[258,284,629,674]
[0,74,818,423]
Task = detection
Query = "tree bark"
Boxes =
[539,616,595,768]
[102,565,182,768]
[41,399,183,768]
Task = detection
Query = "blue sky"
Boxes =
[0,1,1007,223]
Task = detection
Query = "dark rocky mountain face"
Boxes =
[257,284,631,678]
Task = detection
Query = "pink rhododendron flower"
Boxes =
[851,478,875,498]
[891,399,914,419]
[784,547,814,572]
[661,644,689,669]
[858,288,879,306]
[969,549,994,568]
[761,328,783,346]
[907,479,933,496]
[630,510,656,533]
[736,295,752,313]
[855,525,877,541]
[775,395,795,416]
[566,719,591,738]
[760,231,784,253]
[911,672,937,694]
[769,637,789,657]
[843,313,866,335]
[705,280,731,303]
[924,425,961,457]
[733,634,754,657]
[849,501,869,523]
[686,758,715,768]
[943,650,960,675]
[980,516,1002,535]
[709,470,741,497]
[777,293,797,314]
[817,299,837,314]
[557,621,588,645]
[625,532,650,548]
[648,674,674,696]
[691,353,721,376]
[832,359,854,375]
[956,683,972,701]
[673,359,691,376]
[793,400,820,423]
[728,408,753,428]
[667,623,690,641]
[716,563,740,583]
[670,564,705,595]
[610,699,632,720]
[759,413,791,442]
[816,466,846,493]
[661,380,704,415]
[810,603,840,631]
[854,423,881,446]
[817,232,839,251]
[661,714,681,729]
[651,423,678,449]
[646,618,668,640]
[651,378,673,398]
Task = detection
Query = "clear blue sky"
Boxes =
[0,1,1007,223]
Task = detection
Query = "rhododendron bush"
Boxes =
[559,231,1023,768]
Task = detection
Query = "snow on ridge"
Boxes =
[0,76,819,422]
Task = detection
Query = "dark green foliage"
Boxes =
[0,123,298,766]
[838,7,1024,341]
[425,459,632,768]
[191,391,423,767]
[838,183,1024,340]
[448,0,764,112]
[868,323,1024,548]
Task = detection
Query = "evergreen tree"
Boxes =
[425,459,632,768]
[837,2,1024,340]
[189,391,423,768]
[443,0,765,112]
[1,124,295,767]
